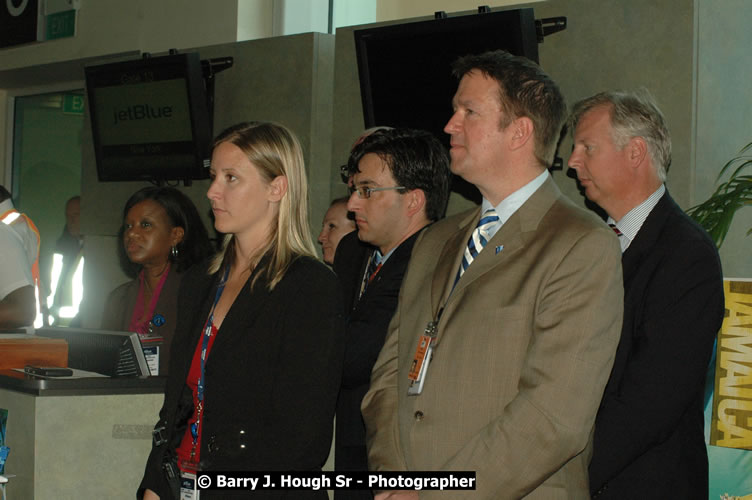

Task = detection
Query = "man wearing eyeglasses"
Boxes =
[332,128,450,499]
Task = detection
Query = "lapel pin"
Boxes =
[495,245,504,254]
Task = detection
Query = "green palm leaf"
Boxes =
[687,141,752,248]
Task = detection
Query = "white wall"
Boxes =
[237,0,274,40]
[332,0,377,30]
[274,0,330,35]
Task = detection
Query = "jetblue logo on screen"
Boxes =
[6,0,30,17]
[113,104,173,125]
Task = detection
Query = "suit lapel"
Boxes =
[175,268,218,383]
[358,229,422,307]
[431,208,478,312]
[350,249,373,311]
[621,192,672,280]
[442,177,561,301]
[333,232,373,312]
[452,213,525,295]
[217,257,275,343]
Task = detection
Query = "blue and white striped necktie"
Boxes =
[456,208,500,282]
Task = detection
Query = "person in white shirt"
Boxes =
[0,185,37,329]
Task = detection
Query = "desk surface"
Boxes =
[0,370,166,396]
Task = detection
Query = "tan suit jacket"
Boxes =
[362,177,624,499]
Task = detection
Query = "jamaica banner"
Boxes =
[705,279,752,500]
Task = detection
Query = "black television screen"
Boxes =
[85,52,211,182]
[354,8,539,146]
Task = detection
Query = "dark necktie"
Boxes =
[358,252,382,300]
[367,253,382,284]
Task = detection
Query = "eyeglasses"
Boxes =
[348,185,407,199]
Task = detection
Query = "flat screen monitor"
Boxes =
[35,327,150,377]
[85,52,212,182]
[354,8,539,146]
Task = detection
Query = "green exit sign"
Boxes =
[63,94,85,115]
[46,10,76,40]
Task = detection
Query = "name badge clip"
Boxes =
[407,320,438,396]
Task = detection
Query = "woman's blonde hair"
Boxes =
[208,121,316,290]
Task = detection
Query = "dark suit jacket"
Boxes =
[589,192,724,499]
[101,269,183,375]
[138,255,345,499]
[332,230,421,480]
[363,177,624,499]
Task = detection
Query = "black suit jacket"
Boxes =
[139,255,345,499]
[332,230,421,477]
[589,192,724,498]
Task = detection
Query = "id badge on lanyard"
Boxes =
[180,470,200,500]
[407,320,438,396]
[180,266,229,500]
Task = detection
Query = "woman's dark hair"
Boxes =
[119,187,212,277]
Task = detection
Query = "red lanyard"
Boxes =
[189,265,230,460]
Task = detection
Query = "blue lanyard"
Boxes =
[191,265,230,445]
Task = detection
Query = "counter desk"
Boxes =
[0,370,165,499]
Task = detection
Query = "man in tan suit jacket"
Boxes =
[361,50,624,499]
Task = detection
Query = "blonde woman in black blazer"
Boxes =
[139,122,344,499]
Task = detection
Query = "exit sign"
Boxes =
[63,94,84,115]
[46,9,75,40]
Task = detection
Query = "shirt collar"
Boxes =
[373,248,392,266]
[480,170,549,239]
[608,184,665,252]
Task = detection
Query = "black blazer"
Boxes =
[589,192,724,498]
[139,255,345,499]
[332,230,421,478]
